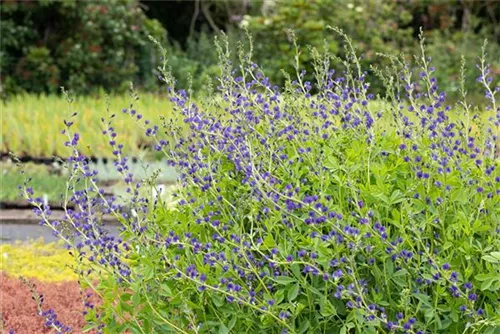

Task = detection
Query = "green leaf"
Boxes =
[386,259,394,276]
[483,327,496,334]
[481,278,495,291]
[159,284,172,297]
[143,266,155,280]
[298,320,310,334]
[264,233,275,248]
[391,208,400,223]
[424,308,435,323]
[274,276,296,285]
[450,311,458,322]
[363,327,377,334]
[132,292,141,308]
[296,302,306,314]
[412,293,432,308]
[287,284,300,301]
[275,289,285,304]
[389,190,405,204]
[291,263,301,278]
[392,268,408,277]
[211,294,224,307]
[476,273,495,281]
[218,323,229,334]
[228,316,237,330]
[483,252,500,263]
[450,189,468,204]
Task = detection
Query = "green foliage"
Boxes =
[425,30,500,101]
[244,0,414,90]
[1,93,176,158]
[161,0,500,98]
[14,46,60,94]
[164,30,239,92]
[34,33,500,333]
[1,162,67,202]
[0,0,166,97]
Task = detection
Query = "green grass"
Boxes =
[1,162,68,202]
[1,161,179,204]
[1,93,176,158]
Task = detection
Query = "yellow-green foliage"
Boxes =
[1,93,176,158]
[3,93,490,159]
[0,239,77,282]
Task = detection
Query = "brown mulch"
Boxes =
[0,273,99,334]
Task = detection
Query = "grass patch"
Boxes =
[1,93,176,158]
[1,162,68,202]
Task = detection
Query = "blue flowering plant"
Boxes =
[20,28,500,334]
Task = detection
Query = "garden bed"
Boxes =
[0,273,98,334]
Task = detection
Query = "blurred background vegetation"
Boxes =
[1,0,499,99]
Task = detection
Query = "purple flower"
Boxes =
[279,311,290,319]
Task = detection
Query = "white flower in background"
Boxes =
[347,3,354,9]
[355,6,364,13]
[261,0,277,16]
[240,15,250,28]
[151,184,166,198]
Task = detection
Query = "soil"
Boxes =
[0,273,99,334]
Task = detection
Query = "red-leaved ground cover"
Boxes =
[0,273,98,334]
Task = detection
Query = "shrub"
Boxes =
[0,0,166,97]
[163,30,222,93]
[424,30,500,102]
[13,46,60,94]
[243,0,414,91]
[20,30,500,334]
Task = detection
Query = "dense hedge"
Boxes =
[0,0,166,96]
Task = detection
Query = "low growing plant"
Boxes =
[18,29,500,334]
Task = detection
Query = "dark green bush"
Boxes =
[162,0,500,99]
[0,0,166,96]
[244,0,414,90]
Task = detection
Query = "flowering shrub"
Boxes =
[20,29,500,334]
